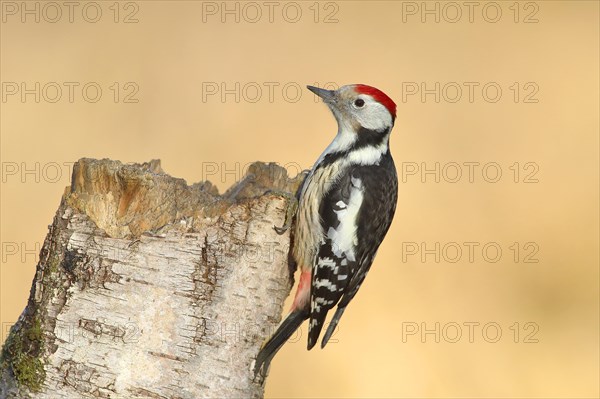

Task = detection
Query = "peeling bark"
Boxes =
[0,158,305,399]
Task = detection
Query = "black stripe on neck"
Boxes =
[319,126,390,167]
[353,126,389,151]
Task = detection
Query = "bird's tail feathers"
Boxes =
[321,306,347,348]
[307,310,328,350]
[253,309,308,378]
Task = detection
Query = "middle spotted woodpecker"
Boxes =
[254,84,398,377]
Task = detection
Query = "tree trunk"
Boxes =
[0,158,305,399]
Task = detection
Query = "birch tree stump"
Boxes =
[0,158,305,399]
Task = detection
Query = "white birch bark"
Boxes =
[0,158,304,399]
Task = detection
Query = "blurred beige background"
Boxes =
[1,1,598,397]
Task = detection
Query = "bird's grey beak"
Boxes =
[307,85,336,103]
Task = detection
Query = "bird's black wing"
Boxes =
[306,165,359,349]
[339,155,398,308]
[308,154,398,349]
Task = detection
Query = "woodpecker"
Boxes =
[254,84,398,377]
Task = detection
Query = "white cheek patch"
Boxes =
[355,100,393,131]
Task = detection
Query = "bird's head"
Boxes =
[307,84,396,134]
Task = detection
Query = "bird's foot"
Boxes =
[265,189,299,235]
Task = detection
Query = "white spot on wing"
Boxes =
[314,279,337,292]
[326,177,363,262]
[318,257,336,269]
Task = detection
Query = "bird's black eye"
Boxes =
[354,99,365,107]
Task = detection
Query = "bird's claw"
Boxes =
[274,225,287,235]
[266,189,299,235]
